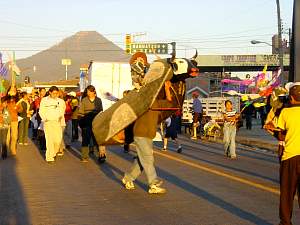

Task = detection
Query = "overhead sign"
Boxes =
[195,54,290,67]
[61,58,71,66]
[130,43,169,54]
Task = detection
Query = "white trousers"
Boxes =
[44,121,62,162]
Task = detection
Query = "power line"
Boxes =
[0,19,74,33]
[0,45,269,52]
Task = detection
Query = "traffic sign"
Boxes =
[130,43,169,54]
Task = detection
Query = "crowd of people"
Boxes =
[0,84,107,164]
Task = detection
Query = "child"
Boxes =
[223,100,240,159]
[162,114,182,153]
[0,96,11,159]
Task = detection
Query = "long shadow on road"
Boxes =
[169,144,279,184]
[177,137,278,164]
[107,148,273,225]
[0,157,31,225]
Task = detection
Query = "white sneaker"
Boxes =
[148,182,166,194]
[122,178,135,190]
[56,151,64,157]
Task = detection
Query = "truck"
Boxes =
[88,62,133,110]
[182,96,240,125]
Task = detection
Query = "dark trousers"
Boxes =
[260,114,266,128]
[81,126,98,159]
[245,114,252,130]
[37,130,46,150]
[72,119,79,140]
[32,128,38,139]
[0,127,9,159]
[279,155,300,225]
[193,113,203,135]
[18,118,29,144]
[124,123,134,152]
[175,116,182,134]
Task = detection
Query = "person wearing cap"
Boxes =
[277,83,300,225]
[191,91,202,140]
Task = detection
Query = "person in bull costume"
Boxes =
[121,52,199,194]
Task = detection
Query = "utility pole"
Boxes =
[290,0,300,82]
[65,64,68,80]
[276,0,285,84]
[131,32,147,42]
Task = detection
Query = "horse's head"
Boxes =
[168,50,199,83]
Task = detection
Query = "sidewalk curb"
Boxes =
[235,136,278,152]
[195,135,278,152]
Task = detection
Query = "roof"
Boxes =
[34,79,79,88]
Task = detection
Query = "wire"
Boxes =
[0,45,269,52]
[0,19,75,33]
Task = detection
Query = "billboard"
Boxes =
[195,54,290,67]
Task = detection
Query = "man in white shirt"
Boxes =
[39,86,65,163]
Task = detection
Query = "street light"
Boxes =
[251,39,284,84]
[250,40,272,47]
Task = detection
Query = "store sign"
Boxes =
[195,54,290,67]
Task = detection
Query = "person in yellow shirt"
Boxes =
[277,83,300,225]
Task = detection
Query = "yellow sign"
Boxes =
[61,59,71,66]
[125,34,131,54]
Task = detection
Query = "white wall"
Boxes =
[89,62,133,110]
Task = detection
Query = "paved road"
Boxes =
[1,135,299,225]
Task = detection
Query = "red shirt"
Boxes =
[64,101,72,122]
[33,97,42,111]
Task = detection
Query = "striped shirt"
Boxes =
[223,110,237,125]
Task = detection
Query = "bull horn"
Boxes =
[191,49,198,60]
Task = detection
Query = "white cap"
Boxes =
[290,82,300,88]
[285,82,294,91]
[68,91,76,97]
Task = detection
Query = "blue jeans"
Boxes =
[223,123,236,157]
[124,137,159,186]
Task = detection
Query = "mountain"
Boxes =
[16,31,130,82]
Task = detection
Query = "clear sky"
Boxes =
[0,0,294,62]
